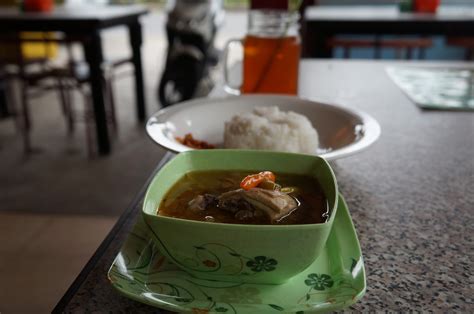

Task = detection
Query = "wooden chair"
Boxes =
[53,43,131,156]
[0,32,72,153]
[0,33,125,157]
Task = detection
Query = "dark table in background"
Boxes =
[303,5,474,57]
[0,4,149,155]
[54,60,473,312]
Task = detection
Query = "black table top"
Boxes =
[54,60,474,312]
[0,4,149,31]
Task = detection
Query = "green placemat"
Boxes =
[386,66,474,111]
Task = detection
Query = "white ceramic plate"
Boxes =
[146,95,381,160]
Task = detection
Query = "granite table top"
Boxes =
[54,60,474,313]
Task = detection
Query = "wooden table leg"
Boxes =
[128,20,146,122]
[83,31,111,155]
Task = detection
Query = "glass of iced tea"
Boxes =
[223,10,301,95]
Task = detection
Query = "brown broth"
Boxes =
[158,170,329,225]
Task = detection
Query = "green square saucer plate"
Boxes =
[108,195,366,313]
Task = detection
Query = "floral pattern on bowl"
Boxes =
[108,195,366,313]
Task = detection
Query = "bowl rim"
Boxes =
[145,94,381,161]
[142,149,339,230]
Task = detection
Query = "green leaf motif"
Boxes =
[246,256,278,272]
[214,307,228,312]
[304,273,334,291]
[268,304,284,311]
[305,293,310,301]
[350,258,358,272]
[229,252,241,257]
[194,246,205,250]
[296,311,305,314]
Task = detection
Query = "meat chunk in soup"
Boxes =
[159,170,329,225]
[217,188,297,222]
[187,187,298,223]
[188,194,218,212]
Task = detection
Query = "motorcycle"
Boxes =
[158,0,224,108]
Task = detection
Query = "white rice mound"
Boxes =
[224,106,319,154]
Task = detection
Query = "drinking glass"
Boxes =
[223,10,301,95]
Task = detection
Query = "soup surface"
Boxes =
[158,170,329,225]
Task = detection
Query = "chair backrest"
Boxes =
[20,32,58,61]
[0,1,58,63]
[327,37,432,60]
[0,33,59,64]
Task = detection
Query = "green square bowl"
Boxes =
[142,150,338,284]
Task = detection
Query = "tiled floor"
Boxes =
[0,212,116,313]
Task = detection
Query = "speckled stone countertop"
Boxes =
[54,61,474,313]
